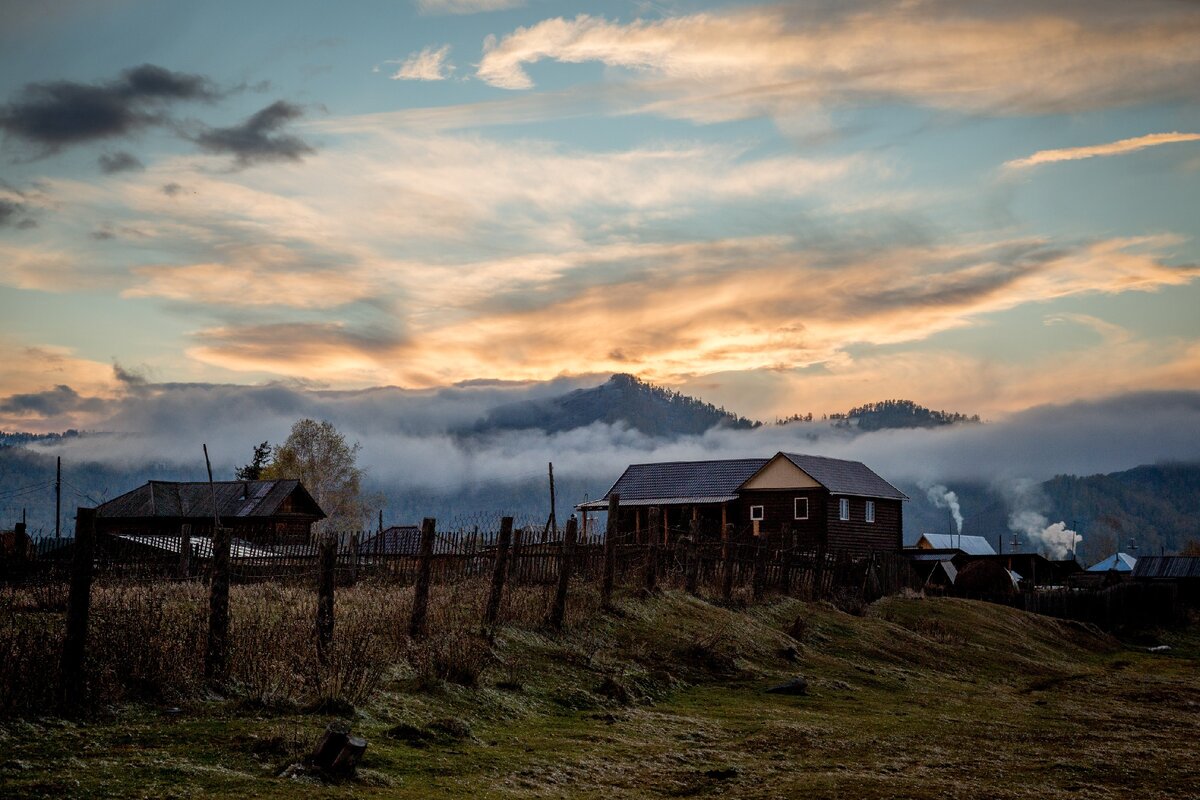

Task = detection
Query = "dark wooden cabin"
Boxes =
[578,451,907,556]
[96,479,326,546]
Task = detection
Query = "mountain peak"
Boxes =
[470,374,760,437]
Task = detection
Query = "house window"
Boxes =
[865,500,875,523]
[794,497,809,520]
[839,498,850,521]
[750,505,764,521]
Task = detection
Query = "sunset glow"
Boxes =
[2,0,1199,430]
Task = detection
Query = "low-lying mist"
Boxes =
[9,380,1200,558]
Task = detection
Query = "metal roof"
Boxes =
[917,533,996,555]
[96,479,325,520]
[1086,552,1137,572]
[1132,555,1200,580]
[583,457,769,509]
[779,453,909,500]
[113,533,281,559]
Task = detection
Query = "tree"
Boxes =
[235,441,271,481]
[261,419,366,533]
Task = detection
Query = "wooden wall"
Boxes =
[826,497,902,555]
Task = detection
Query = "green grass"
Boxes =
[2,592,1198,799]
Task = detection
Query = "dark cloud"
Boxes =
[112,363,149,387]
[161,182,185,196]
[97,150,144,173]
[90,226,115,240]
[193,101,315,166]
[0,197,36,229]
[0,385,106,417]
[0,64,217,154]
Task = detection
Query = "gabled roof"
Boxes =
[1132,555,1200,579]
[1087,552,1137,572]
[916,533,996,555]
[776,453,908,500]
[97,479,325,520]
[579,457,770,509]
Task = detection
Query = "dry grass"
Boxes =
[0,573,610,717]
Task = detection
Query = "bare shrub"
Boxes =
[88,582,207,704]
[0,590,62,715]
[405,630,495,688]
[228,584,312,708]
[303,591,389,710]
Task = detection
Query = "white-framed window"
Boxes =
[750,505,765,521]
[839,497,850,521]
[794,497,809,520]
[865,500,875,523]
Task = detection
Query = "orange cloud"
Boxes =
[180,236,1199,393]
[1005,132,1200,170]
[477,5,1200,120]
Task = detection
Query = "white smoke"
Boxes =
[1007,509,1082,560]
[922,483,963,534]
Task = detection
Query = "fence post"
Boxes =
[752,535,768,601]
[205,525,231,683]
[548,515,577,631]
[177,523,191,579]
[813,543,827,600]
[644,506,660,594]
[317,534,336,664]
[409,518,436,639]
[722,523,736,601]
[778,523,792,594]
[510,526,524,584]
[601,494,619,610]
[484,517,513,627]
[685,516,700,596]
[348,532,359,586]
[59,506,95,711]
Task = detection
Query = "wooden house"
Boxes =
[96,479,325,545]
[577,451,906,556]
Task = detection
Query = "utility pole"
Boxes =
[548,462,557,539]
[55,456,62,540]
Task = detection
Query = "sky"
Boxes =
[1,0,1199,432]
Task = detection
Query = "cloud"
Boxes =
[0,384,106,418]
[1004,132,1200,170]
[193,100,315,166]
[125,255,374,309]
[187,322,406,383]
[0,198,35,229]
[390,45,454,81]
[476,4,1200,120]
[97,150,144,173]
[417,0,523,15]
[0,64,217,153]
[0,339,120,429]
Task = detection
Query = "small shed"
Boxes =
[96,479,325,545]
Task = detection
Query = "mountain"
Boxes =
[469,373,761,438]
[836,399,981,431]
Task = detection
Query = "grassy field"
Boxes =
[2,591,1197,799]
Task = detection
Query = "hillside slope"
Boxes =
[3,592,1197,798]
